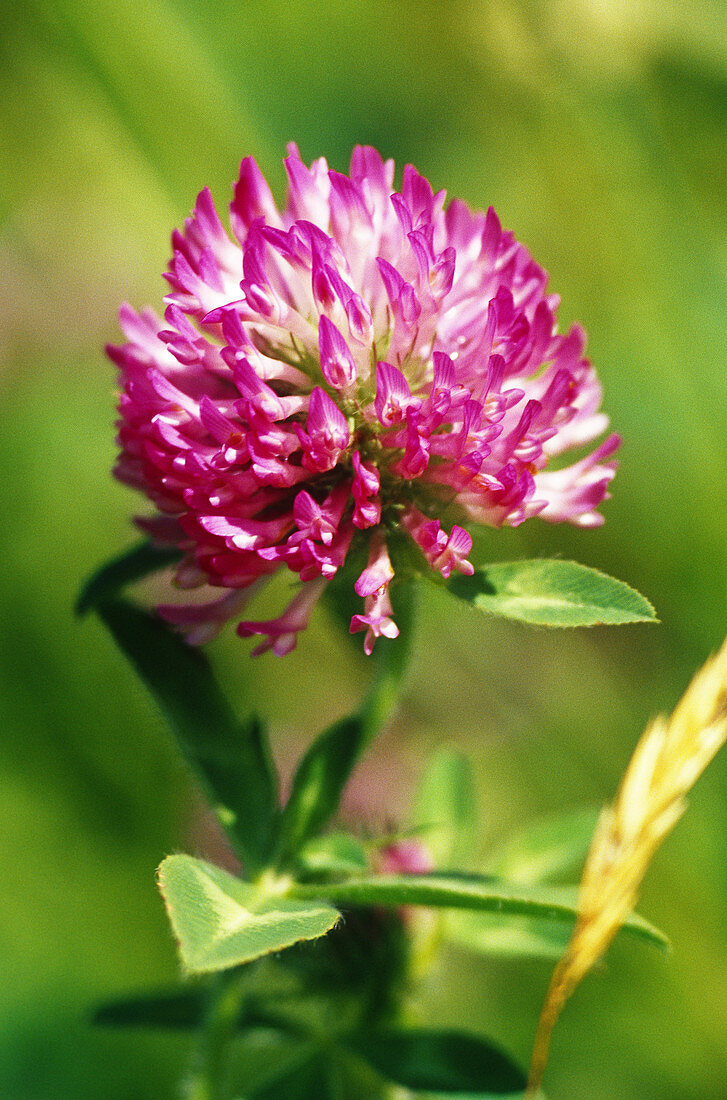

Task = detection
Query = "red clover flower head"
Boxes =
[109,145,619,655]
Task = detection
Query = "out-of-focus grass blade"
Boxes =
[93,988,207,1029]
[296,832,369,878]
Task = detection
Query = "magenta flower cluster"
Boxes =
[110,145,618,655]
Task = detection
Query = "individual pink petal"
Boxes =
[350,584,399,655]
[284,144,330,227]
[351,451,381,529]
[402,509,473,579]
[291,482,349,547]
[297,387,350,472]
[355,535,395,598]
[376,258,421,327]
[375,361,416,428]
[396,411,430,478]
[237,577,328,656]
[318,315,357,389]
[432,525,474,579]
[230,157,282,242]
[159,587,259,646]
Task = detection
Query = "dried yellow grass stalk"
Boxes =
[526,638,727,1098]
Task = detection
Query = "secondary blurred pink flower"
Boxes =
[109,145,618,654]
[377,839,435,877]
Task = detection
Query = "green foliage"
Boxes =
[273,582,415,868]
[408,756,599,960]
[93,970,305,1035]
[93,584,667,1097]
[75,540,181,615]
[291,874,668,949]
[272,712,367,868]
[449,560,657,627]
[410,748,478,868]
[295,833,369,878]
[442,806,601,960]
[6,0,727,1093]
[95,598,277,873]
[246,1052,336,1099]
[484,806,600,885]
[344,1028,526,1094]
[445,909,572,960]
[157,855,340,975]
[409,757,599,960]
[94,988,208,1029]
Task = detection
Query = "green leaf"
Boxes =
[272,712,366,868]
[158,855,339,975]
[443,809,601,957]
[92,988,294,1032]
[444,911,571,960]
[94,967,305,1031]
[296,833,369,878]
[484,807,600,886]
[273,581,416,867]
[291,875,668,950]
[248,1051,336,1099]
[411,749,477,868]
[96,598,277,873]
[76,540,182,615]
[93,988,207,1029]
[344,1028,525,1094]
[449,560,657,628]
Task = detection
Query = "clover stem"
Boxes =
[182,970,248,1100]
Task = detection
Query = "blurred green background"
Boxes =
[2,0,727,1096]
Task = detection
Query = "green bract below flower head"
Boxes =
[108,144,619,655]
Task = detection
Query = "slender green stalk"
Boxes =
[182,972,248,1100]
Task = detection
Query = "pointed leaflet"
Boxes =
[96,598,276,873]
[296,833,369,878]
[444,909,572,960]
[274,582,416,868]
[158,855,339,975]
[440,807,600,960]
[76,540,182,615]
[291,875,668,950]
[410,748,477,868]
[344,1028,525,1094]
[448,560,657,627]
[410,753,572,959]
[484,806,600,885]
